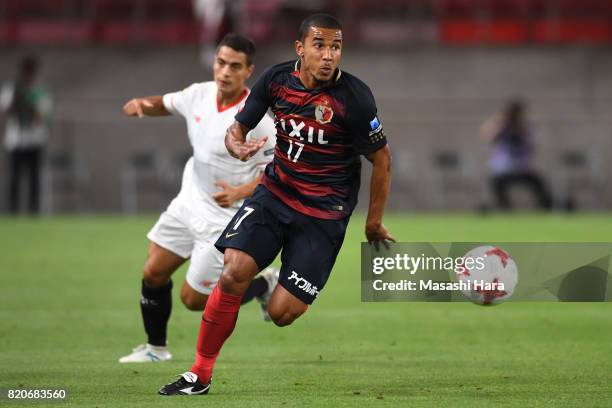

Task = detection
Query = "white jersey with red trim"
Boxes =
[163,81,276,225]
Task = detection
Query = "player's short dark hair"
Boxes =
[217,33,256,66]
[298,14,342,42]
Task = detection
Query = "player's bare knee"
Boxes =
[270,311,291,327]
[271,311,300,327]
[218,251,258,294]
[218,267,248,291]
[180,292,207,311]
[180,296,201,311]
[269,304,307,327]
[143,261,170,287]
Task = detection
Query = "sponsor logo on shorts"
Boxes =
[225,232,239,238]
[288,271,319,298]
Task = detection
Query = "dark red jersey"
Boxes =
[235,60,387,220]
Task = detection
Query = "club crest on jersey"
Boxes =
[314,102,333,124]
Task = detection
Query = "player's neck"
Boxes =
[299,70,332,90]
[217,87,247,110]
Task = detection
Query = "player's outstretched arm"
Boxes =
[122,95,170,118]
[365,145,396,245]
[225,121,268,161]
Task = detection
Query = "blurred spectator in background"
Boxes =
[193,0,237,67]
[193,0,285,67]
[480,99,553,211]
[1,55,52,214]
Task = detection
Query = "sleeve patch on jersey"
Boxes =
[369,129,385,143]
[368,116,383,138]
[370,116,380,131]
[368,116,384,142]
[264,148,274,156]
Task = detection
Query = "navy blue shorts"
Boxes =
[215,185,349,304]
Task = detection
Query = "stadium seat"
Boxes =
[159,151,191,204]
[42,151,91,214]
[389,150,422,210]
[433,0,480,17]
[120,152,165,214]
[15,20,93,44]
[97,21,198,45]
[554,150,605,211]
[2,0,612,45]
[430,150,481,210]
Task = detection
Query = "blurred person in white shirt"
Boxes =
[1,55,52,214]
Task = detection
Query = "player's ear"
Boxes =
[294,40,304,59]
[246,63,254,79]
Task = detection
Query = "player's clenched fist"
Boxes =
[123,98,154,118]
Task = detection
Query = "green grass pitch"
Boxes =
[1,214,611,407]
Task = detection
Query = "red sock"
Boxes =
[190,285,242,382]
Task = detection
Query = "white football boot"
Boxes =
[256,267,280,321]
[118,343,172,363]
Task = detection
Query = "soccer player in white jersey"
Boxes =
[118,34,278,363]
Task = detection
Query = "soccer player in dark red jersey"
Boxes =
[159,14,395,396]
